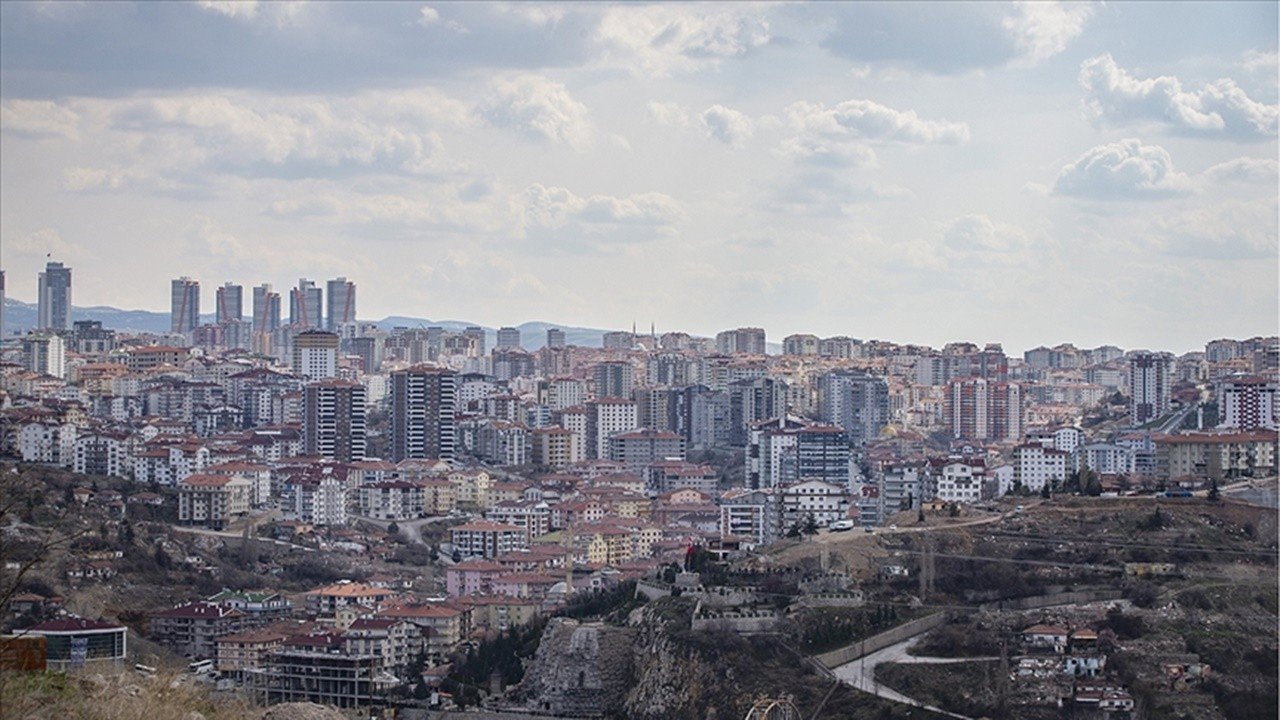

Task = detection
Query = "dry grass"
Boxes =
[0,669,255,720]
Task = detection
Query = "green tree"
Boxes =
[786,522,802,539]
[1039,484,1051,499]
[1207,478,1220,502]
[387,521,400,537]
[803,513,819,535]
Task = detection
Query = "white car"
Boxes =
[828,520,855,532]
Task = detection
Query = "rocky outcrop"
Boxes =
[515,617,637,717]
[516,598,858,720]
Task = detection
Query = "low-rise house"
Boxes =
[1022,624,1069,654]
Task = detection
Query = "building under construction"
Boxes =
[249,649,400,708]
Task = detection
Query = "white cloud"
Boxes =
[417,6,439,26]
[698,105,754,148]
[1080,54,1278,140]
[1241,49,1278,74]
[197,0,307,27]
[1153,200,1277,260]
[480,75,593,149]
[1003,1,1095,66]
[784,99,970,145]
[647,101,689,127]
[593,5,769,76]
[1203,157,1279,185]
[8,227,84,258]
[940,214,1030,256]
[0,100,80,139]
[523,184,684,229]
[1052,139,1193,200]
[774,136,877,168]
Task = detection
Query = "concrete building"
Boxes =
[715,327,767,355]
[303,380,367,462]
[291,330,339,380]
[780,479,850,527]
[22,333,65,379]
[783,334,820,356]
[215,282,243,324]
[178,474,252,530]
[290,278,323,329]
[946,377,1023,442]
[252,284,281,334]
[1128,351,1174,426]
[585,398,638,460]
[1217,375,1278,430]
[21,617,127,670]
[390,365,458,462]
[171,276,201,335]
[608,429,685,472]
[1156,430,1279,484]
[149,602,245,659]
[593,360,633,400]
[451,521,528,558]
[325,277,357,332]
[496,326,521,349]
[818,370,889,446]
[37,261,72,331]
[1012,444,1069,493]
[546,327,566,349]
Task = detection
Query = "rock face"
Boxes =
[517,598,841,720]
[516,617,637,717]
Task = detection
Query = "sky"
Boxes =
[1,1,1276,354]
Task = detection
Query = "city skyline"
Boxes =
[2,2,1277,353]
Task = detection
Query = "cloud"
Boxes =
[647,101,689,127]
[1152,200,1277,260]
[1079,54,1278,141]
[196,1,308,27]
[1202,157,1279,185]
[7,227,84,258]
[784,99,969,145]
[1241,49,1278,74]
[0,100,80,138]
[593,5,769,76]
[815,2,1092,74]
[417,6,439,26]
[1002,1,1094,66]
[1052,139,1193,200]
[479,75,593,149]
[774,136,877,168]
[698,105,754,147]
[940,214,1030,255]
[523,184,684,229]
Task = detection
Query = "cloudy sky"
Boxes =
[1,1,1276,353]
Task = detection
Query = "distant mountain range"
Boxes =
[1,298,617,350]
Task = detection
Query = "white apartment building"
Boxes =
[586,399,638,460]
[450,521,528,558]
[358,480,425,521]
[1076,443,1136,475]
[935,460,986,504]
[289,476,347,526]
[780,479,850,527]
[1013,444,1069,492]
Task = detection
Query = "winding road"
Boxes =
[832,637,995,720]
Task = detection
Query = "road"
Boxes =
[832,637,986,720]
[351,514,456,545]
[171,525,315,552]
[810,501,1043,544]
